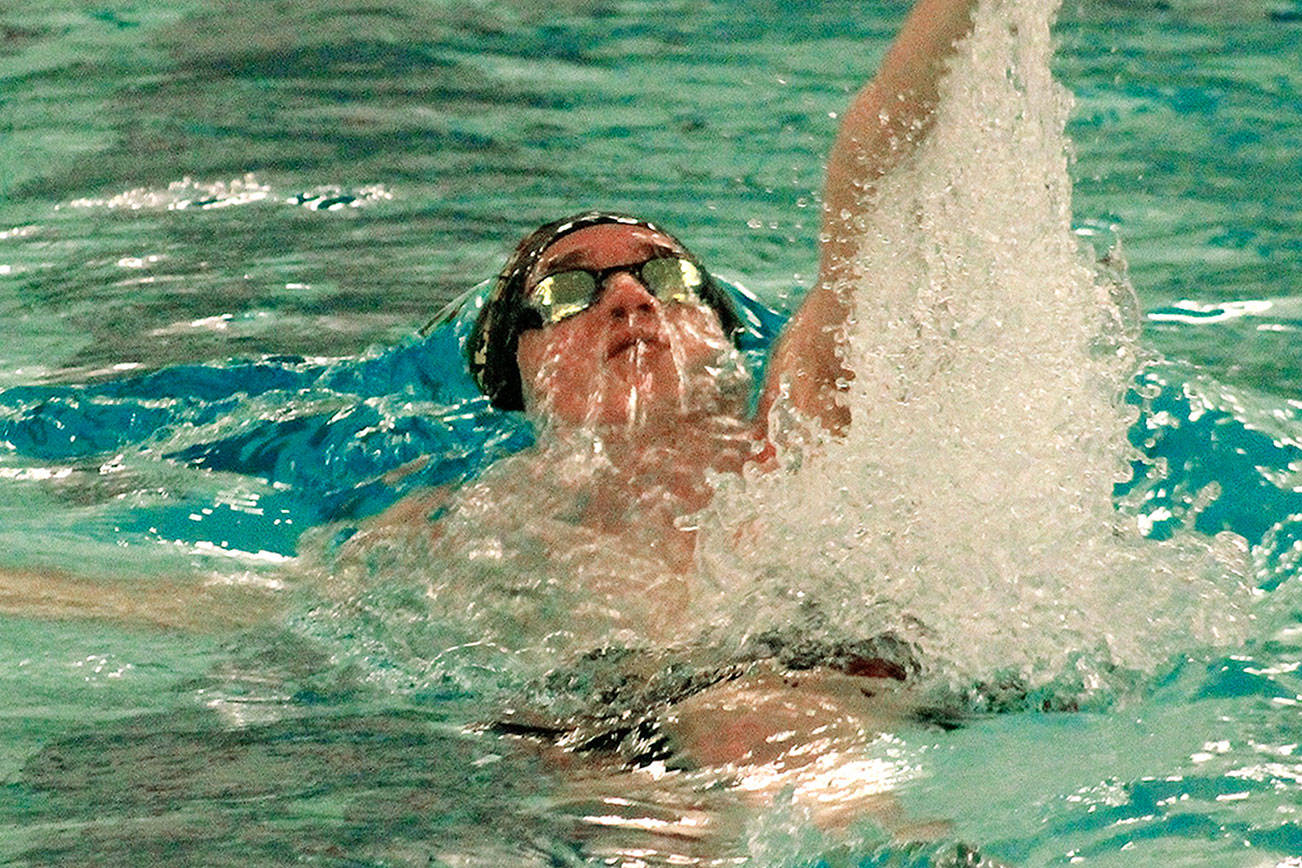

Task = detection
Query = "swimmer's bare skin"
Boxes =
[763,0,982,433]
[519,663,951,851]
[664,665,952,836]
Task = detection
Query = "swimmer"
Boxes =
[353,0,990,646]
[477,0,980,437]
[375,0,982,550]
[353,0,992,845]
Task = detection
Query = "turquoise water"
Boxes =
[2,0,1301,865]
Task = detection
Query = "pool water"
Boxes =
[2,0,1301,865]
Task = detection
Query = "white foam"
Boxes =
[690,0,1255,697]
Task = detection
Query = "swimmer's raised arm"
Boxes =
[820,0,982,279]
[758,0,979,433]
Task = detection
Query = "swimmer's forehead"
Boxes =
[531,225,685,280]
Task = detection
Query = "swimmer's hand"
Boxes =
[0,565,284,632]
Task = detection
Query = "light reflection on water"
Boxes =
[1,0,1301,865]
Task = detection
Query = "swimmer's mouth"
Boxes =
[606,336,667,359]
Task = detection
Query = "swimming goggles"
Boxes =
[524,256,706,325]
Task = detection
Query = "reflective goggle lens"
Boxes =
[641,257,702,303]
[527,257,704,325]
[531,270,596,322]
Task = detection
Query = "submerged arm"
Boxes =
[758,0,980,433]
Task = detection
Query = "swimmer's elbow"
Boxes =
[785,368,854,438]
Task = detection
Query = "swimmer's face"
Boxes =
[515,224,736,429]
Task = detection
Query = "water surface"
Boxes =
[2,0,1301,865]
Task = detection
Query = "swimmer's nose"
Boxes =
[600,271,660,323]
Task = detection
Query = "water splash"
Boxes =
[692,0,1255,703]
[303,0,1259,712]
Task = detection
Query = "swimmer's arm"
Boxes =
[758,0,979,433]
[342,483,453,551]
[820,0,980,279]
[369,486,452,528]
[0,565,284,632]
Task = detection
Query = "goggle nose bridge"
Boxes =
[561,261,654,294]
